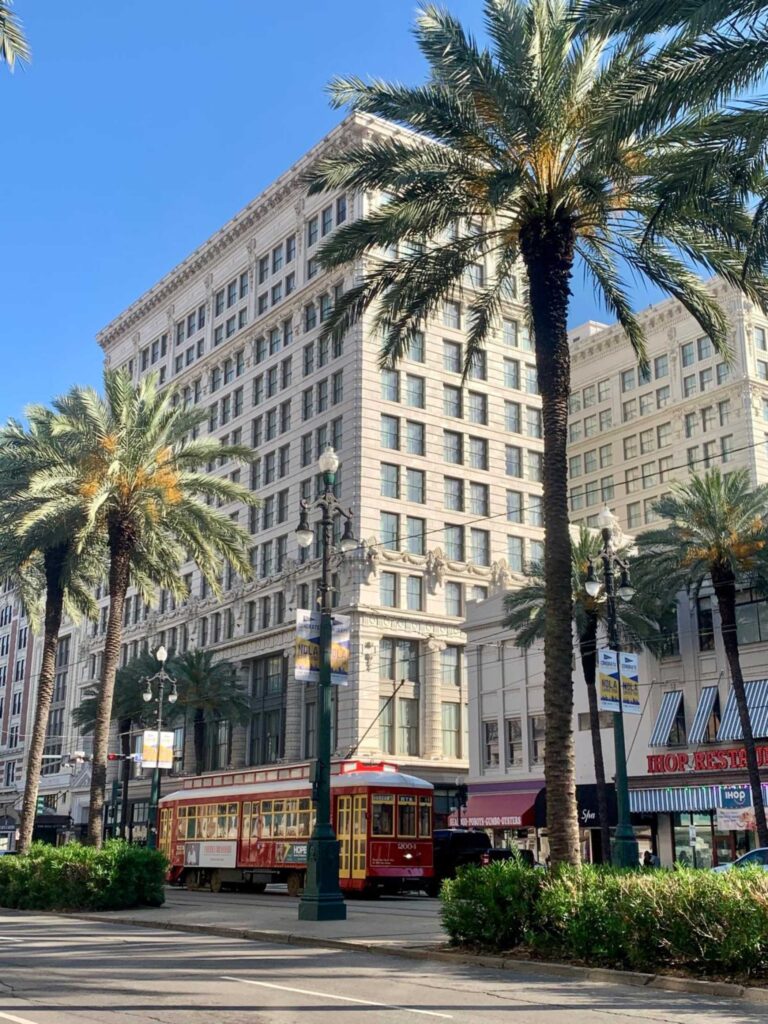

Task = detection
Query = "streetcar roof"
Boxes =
[160,770,433,804]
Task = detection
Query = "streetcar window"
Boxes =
[285,799,298,837]
[262,800,273,837]
[298,798,312,838]
[372,794,394,836]
[227,802,239,839]
[176,807,186,840]
[185,806,199,840]
[397,795,417,837]
[273,800,286,837]
[419,797,431,838]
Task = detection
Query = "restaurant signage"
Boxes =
[647,745,768,775]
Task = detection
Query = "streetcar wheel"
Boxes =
[286,871,304,897]
[185,870,201,891]
[209,870,223,894]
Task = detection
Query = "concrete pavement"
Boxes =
[1,908,767,1024]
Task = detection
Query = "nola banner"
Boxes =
[140,729,174,769]
[294,609,350,685]
[598,650,641,714]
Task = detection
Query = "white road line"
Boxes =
[0,938,23,943]
[221,975,453,1019]
[0,1011,44,1024]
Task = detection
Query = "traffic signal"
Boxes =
[35,796,45,815]
[455,783,468,809]
[107,753,124,761]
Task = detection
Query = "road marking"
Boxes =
[0,938,23,943]
[221,975,453,1019]
[0,1011,44,1024]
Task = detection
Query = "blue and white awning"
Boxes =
[629,786,719,813]
[688,686,720,745]
[648,691,684,747]
[716,679,768,741]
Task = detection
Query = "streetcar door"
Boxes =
[351,794,367,880]
[336,795,352,879]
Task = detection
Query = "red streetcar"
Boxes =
[158,759,434,896]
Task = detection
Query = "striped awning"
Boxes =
[716,679,768,741]
[688,686,720,745]
[649,691,684,747]
[630,786,719,813]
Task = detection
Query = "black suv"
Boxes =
[426,828,491,896]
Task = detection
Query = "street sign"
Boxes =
[294,609,350,685]
[598,650,620,712]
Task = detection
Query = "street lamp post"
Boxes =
[585,506,640,869]
[142,645,177,850]
[295,445,356,922]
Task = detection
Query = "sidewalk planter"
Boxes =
[441,863,768,979]
[0,841,167,911]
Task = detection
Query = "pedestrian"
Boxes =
[650,850,660,868]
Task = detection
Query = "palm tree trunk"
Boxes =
[86,539,132,847]
[712,571,768,846]
[17,545,66,854]
[579,614,612,863]
[521,216,580,867]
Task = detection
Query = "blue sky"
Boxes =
[0,0,659,422]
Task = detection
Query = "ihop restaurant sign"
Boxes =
[647,745,768,774]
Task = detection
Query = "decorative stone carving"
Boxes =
[492,558,512,591]
[426,547,446,591]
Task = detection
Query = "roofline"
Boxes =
[96,112,400,351]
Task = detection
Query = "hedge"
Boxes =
[0,841,167,911]
[441,862,768,978]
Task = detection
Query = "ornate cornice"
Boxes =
[96,114,396,352]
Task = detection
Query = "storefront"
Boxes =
[448,780,541,853]
[535,784,623,864]
[630,758,768,867]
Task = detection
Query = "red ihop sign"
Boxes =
[648,745,768,775]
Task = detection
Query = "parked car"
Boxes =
[479,848,541,868]
[712,847,768,872]
[425,828,491,896]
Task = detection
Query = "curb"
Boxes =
[72,912,768,1006]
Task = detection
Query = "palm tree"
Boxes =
[0,408,100,854]
[636,469,768,847]
[503,527,662,862]
[306,0,768,864]
[22,369,257,846]
[172,650,252,773]
[0,1,30,71]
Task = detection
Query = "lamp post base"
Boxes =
[611,827,639,869]
[298,836,347,922]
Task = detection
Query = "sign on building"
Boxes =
[294,609,350,685]
[140,730,174,769]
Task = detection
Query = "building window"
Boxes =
[444,525,464,561]
[445,581,462,616]
[406,576,423,611]
[380,572,397,608]
[443,340,462,373]
[530,715,546,764]
[381,415,400,450]
[379,698,394,754]
[507,536,523,572]
[442,703,461,758]
[506,718,522,767]
[698,596,715,651]
[483,721,499,768]
[398,698,419,756]
[406,468,425,504]
[380,512,400,549]
[381,463,400,499]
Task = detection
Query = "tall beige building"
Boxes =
[14,112,544,836]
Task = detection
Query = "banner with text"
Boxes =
[140,729,174,769]
[295,609,350,686]
[619,652,641,715]
[598,650,621,713]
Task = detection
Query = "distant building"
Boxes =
[463,283,768,868]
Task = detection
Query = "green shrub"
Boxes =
[440,862,768,978]
[0,841,166,912]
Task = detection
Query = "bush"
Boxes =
[0,841,167,912]
[440,862,768,979]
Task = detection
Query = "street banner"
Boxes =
[598,650,621,712]
[295,609,350,686]
[140,729,174,768]
[619,652,641,715]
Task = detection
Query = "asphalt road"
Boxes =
[0,910,764,1024]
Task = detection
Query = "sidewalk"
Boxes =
[84,886,447,950]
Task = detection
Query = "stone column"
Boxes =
[283,648,303,761]
[423,636,446,760]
